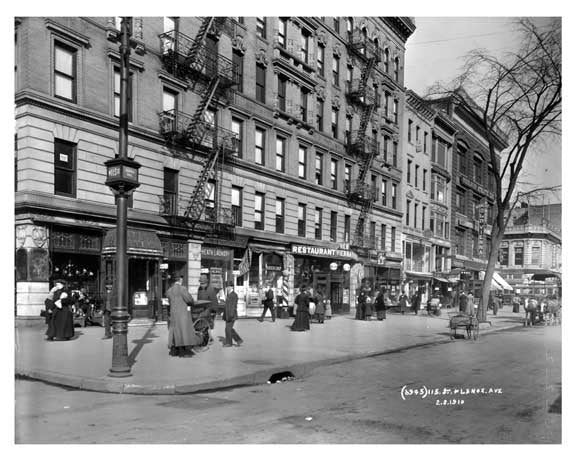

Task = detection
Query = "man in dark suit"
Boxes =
[223,281,243,347]
[258,282,276,322]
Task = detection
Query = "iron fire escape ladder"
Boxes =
[186,17,216,64]
[185,75,221,144]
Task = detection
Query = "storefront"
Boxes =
[362,252,403,300]
[200,245,234,293]
[291,243,357,315]
[102,228,163,320]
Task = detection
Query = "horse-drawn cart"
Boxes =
[449,314,479,340]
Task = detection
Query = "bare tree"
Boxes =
[430,18,561,321]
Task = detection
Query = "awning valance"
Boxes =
[405,271,433,281]
[480,271,513,291]
[102,228,163,257]
[433,276,450,284]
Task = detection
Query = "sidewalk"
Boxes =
[15,307,526,395]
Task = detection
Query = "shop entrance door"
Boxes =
[330,281,343,313]
[129,258,160,319]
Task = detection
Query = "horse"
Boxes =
[524,298,540,327]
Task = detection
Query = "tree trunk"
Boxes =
[478,224,505,322]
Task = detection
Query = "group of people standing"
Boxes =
[291,285,328,331]
[43,280,75,341]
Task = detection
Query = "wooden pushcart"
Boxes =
[449,314,479,340]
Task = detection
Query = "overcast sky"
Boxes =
[405,17,562,203]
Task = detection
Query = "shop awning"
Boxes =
[480,271,513,291]
[529,270,562,281]
[433,275,450,283]
[102,229,163,257]
[405,271,433,280]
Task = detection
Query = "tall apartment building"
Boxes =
[428,89,507,297]
[498,203,562,298]
[15,16,415,318]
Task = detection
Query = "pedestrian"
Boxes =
[412,290,421,315]
[314,289,326,323]
[197,274,218,327]
[399,292,408,315]
[291,285,311,331]
[166,276,200,357]
[356,286,369,321]
[374,289,387,320]
[258,282,276,322]
[46,289,75,341]
[459,291,468,313]
[223,281,243,347]
[364,290,373,321]
[43,280,64,330]
[493,294,501,316]
[466,292,475,316]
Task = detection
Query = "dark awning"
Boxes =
[102,228,163,257]
[433,276,450,283]
[405,271,433,281]
[530,270,562,281]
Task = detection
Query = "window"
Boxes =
[276,136,286,172]
[254,192,265,230]
[384,92,390,119]
[458,146,467,173]
[381,224,387,250]
[415,165,419,188]
[162,87,178,113]
[371,175,377,197]
[393,99,398,124]
[408,119,413,143]
[54,42,76,102]
[113,67,133,121]
[232,50,243,91]
[431,175,446,204]
[422,206,427,230]
[392,141,398,167]
[330,158,338,190]
[317,44,325,77]
[344,215,351,242]
[394,57,399,82]
[381,180,387,206]
[332,55,340,86]
[277,74,287,111]
[333,17,340,33]
[231,186,243,226]
[346,65,353,91]
[514,245,524,266]
[205,180,216,217]
[423,169,427,191]
[300,87,309,121]
[231,118,243,158]
[255,127,265,165]
[315,208,323,240]
[391,183,397,209]
[256,64,266,103]
[316,98,324,131]
[346,17,354,38]
[331,108,339,138]
[256,17,266,38]
[370,221,376,247]
[277,18,287,48]
[424,132,428,154]
[275,198,285,233]
[384,48,390,73]
[500,246,509,266]
[416,126,421,143]
[298,203,307,237]
[54,139,76,197]
[344,164,351,193]
[455,189,464,213]
[406,200,411,226]
[300,29,310,63]
[531,243,542,265]
[315,152,323,185]
[474,155,483,184]
[164,16,176,33]
[414,203,418,228]
[345,114,352,145]
[391,227,396,252]
[163,168,178,215]
[407,159,412,184]
[298,146,307,179]
[330,211,338,242]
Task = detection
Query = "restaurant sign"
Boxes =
[291,244,356,260]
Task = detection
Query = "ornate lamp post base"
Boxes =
[108,306,132,377]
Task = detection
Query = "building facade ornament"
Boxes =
[332,96,341,109]
[231,35,247,55]
[333,44,342,57]
[255,50,269,67]
[316,29,328,47]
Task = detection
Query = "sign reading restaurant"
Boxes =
[291,244,356,260]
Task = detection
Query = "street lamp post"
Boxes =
[105,17,141,378]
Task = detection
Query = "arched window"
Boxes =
[384,48,390,73]
[346,17,354,40]
[394,56,400,81]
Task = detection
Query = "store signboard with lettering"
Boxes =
[201,247,233,258]
[291,244,357,260]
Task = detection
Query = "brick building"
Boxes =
[14,16,415,318]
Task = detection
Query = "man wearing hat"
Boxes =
[223,281,243,347]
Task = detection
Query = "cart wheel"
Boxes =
[193,317,211,352]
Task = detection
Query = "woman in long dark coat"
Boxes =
[356,290,367,320]
[291,286,310,331]
[46,290,75,340]
[374,289,387,320]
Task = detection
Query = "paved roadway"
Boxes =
[15,324,561,444]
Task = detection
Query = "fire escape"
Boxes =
[346,29,381,249]
[157,18,239,239]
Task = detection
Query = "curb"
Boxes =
[15,321,524,395]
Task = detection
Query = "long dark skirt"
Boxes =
[355,303,365,320]
[46,307,75,340]
[376,308,387,320]
[291,310,310,331]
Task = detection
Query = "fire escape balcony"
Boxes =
[346,80,376,106]
[347,30,382,62]
[347,180,377,205]
[351,234,376,250]
[347,132,377,158]
[159,31,239,88]
[159,109,239,156]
